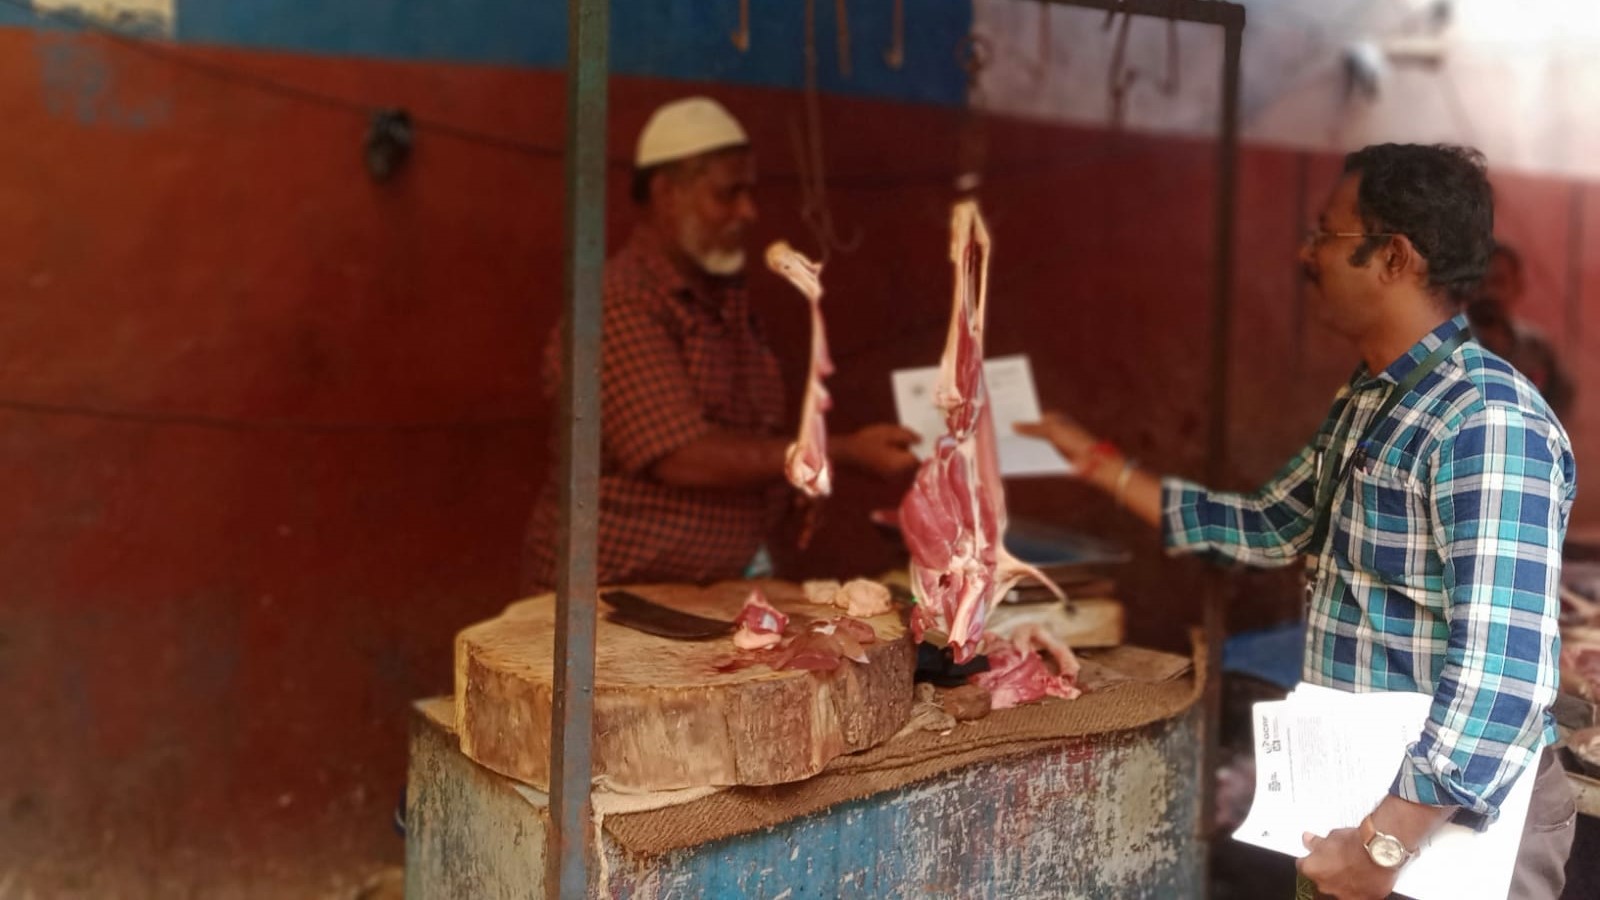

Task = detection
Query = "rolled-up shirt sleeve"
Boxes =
[1390,407,1570,827]
[1161,444,1321,569]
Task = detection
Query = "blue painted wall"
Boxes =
[3,0,971,105]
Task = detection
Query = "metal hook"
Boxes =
[730,0,749,52]
[792,0,863,261]
[953,34,993,193]
[1039,3,1053,71]
[1107,8,1137,127]
[1160,2,1182,96]
[954,33,993,87]
[1103,0,1123,31]
[1025,2,1058,83]
[836,0,852,78]
[884,0,904,69]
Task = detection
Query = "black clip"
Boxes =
[1351,444,1369,472]
[364,108,413,183]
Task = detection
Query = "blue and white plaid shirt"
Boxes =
[1163,315,1575,828]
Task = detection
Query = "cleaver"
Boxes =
[601,589,737,641]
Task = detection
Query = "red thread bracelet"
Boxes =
[1080,440,1121,477]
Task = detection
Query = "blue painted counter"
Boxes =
[406,694,1203,899]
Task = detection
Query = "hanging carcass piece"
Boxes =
[766,241,834,498]
[972,380,1063,607]
[934,204,989,440]
[900,437,992,657]
[898,201,1062,663]
[934,203,1061,602]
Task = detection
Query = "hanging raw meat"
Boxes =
[766,241,833,498]
[934,205,988,441]
[897,201,1062,665]
[973,629,1082,710]
[900,437,993,653]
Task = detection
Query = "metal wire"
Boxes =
[793,0,862,262]
[835,0,852,78]
[0,0,564,159]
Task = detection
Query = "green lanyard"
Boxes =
[1306,328,1468,559]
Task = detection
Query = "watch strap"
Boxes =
[1359,815,1416,868]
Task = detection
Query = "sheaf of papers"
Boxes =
[1234,683,1534,900]
[891,355,1073,477]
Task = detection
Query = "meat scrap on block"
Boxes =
[727,586,883,673]
[973,625,1082,709]
[732,588,790,651]
[896,201,1077,702]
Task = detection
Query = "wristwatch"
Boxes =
[1359,815,1416,870]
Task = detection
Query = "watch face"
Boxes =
[1369,835,1407,868]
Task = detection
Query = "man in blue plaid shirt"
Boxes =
[1021,144,1576,899]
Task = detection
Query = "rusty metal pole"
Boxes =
[1199,14,1245,897]
[1031,7,1245,895]
[547,0,608,897]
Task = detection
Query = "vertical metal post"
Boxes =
[1029,6,1243,897]
[1203,1,1243,506]
[1565,186,1585,357]
[1290,153,1310,377]
[548,0,608,897]
[1199,15,1244,895]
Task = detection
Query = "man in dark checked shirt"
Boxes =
[1020,145,1576,899]
[523,97,919,591]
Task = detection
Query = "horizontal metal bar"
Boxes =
[1036,0,1246,30]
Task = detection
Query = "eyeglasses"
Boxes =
[1303,228,1397,247]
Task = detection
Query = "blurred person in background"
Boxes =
[1471,241,1574,421]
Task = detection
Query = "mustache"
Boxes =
[1301,262,1320,286]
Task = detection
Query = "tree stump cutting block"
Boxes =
[454,579,914,792]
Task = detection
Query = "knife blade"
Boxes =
[601,589,736,640]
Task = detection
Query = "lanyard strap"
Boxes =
[1306,328,1468,558]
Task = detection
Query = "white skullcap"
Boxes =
[634,97,749,168]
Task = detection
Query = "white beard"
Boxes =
[678,216,746,276]
[694,247,746,276]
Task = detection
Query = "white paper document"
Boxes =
[891,355,1073,477]
[1234,683,1534,900]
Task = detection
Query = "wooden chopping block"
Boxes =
[879,568,1124,649]
[454,579,914,793]
[987,597,1126,649]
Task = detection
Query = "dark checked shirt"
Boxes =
[1163,315,1576,828]
[523,229,786,589]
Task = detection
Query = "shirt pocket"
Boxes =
[1343,461,1436,589]
[682,325,735,424]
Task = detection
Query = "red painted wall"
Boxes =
[2,29,1596,895]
